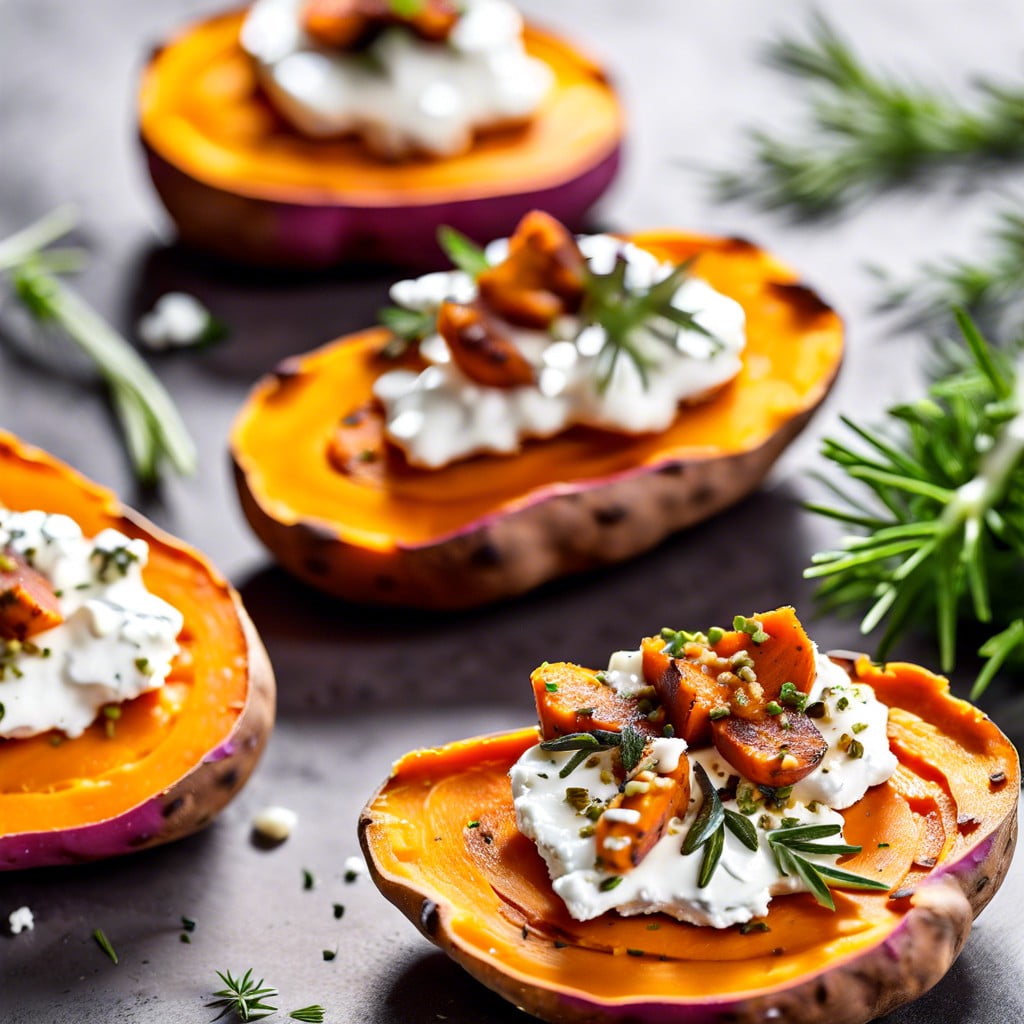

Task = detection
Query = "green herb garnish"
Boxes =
[92,927,118,965]
[208,969,278,1022]
[733,615,769,644]
[618,723,647,776]
[806,311,1024,695]
[681,762,726,889]
[302,868,316,891]
[289,1007,326,1024]
[0,209,195,483]
[711,13,1024,216]
[436,225,490,279]
[766,824,889,911]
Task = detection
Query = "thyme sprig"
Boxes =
[0,208,196,483]
[805,311,1024,695]
[712,13,1024,216]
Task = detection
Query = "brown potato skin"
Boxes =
[234,406,825,609]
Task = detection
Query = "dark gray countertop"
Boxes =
[1,1,1022,1021]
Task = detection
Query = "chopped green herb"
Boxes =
[599,875,623,892]
[437,225,490,278]
[289,1007,327,1024]
[181,916,196,932]
[739,920,771,934]
[180,932,191,944]
[778,681,808,712]
[545,681,558,692]
[322,948,337,962]
[709,706,731,721]
[765,701,784,716]
[466,820,480,829]
[878,842,891,849]
[302,868,316,890]
[852,722,868,734]
[333,903,345,920]
[836,696,850,712]
[619,723,647,775]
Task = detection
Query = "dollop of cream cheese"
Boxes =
[241,0,552,157]
[374,234,747,468]
[510,650,897,927]
[0,510,183,739]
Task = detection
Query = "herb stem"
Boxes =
[0,206,77,272]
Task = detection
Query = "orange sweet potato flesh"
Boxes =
[139,13,622,202]
[360,656,1019,1022]
[532,662,656,739]
[0,432,273,851]
[232,234,845,608]
[594,755,691,873]
[326,402,388,483]
[437,301,536,388]
[0,553,64,640]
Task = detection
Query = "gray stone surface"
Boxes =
[0,1,1022,1021]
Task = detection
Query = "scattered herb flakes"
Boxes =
[322,948,337,962]
[302,868,316,891]
[878,842,891,849]
[181,915,197,932]
[626,948,645,958]
[466,820,480,829]
[545,681,558,692]
[599,876,623,892]
[332,903,345,920]
[92,927,118,965]
[733,615,769,644]
[739,920,770,934]
[180,933,191,944]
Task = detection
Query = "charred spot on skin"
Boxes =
[658,463,686,478]
[594,505,628,526]
[989,770,1007,789]
[469,542,503,568]
[767,281,833,321]
[162,796,185,819]
[304,557,332,579]
[419,898,440,937]
[976,876,990,894]
[218,767,240,790]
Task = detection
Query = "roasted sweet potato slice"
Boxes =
[642,637,725,745]
[437,301,535,389]
[532,662,655,739]
[712,710,827,788]
[711,607,816,701]
[477,211,586,328]
[0,552,63,640]
[595,753,691,873]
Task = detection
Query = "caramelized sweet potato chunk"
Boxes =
[0,551,63,640]
[477,211,586,328]
[532,662,657,740]
[642,636,725,745]
[302,0,459,49]
[438,301,535,388]
[327,402,387,483]
[711,607,816,701]
[595,752,691,873]
[712,711,826,788]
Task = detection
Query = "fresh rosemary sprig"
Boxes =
[767,824,888,911]
[712,13,1024,216]
[538,726,646,779]
[805,311,1024,695]
[0,209,196,483]
[289,1008,326,1024]
[92,927,119,965]
[208,969,278,1022]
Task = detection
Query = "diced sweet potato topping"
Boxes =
[532,662,659,740]
[711,711,827,788]
[437,301,536,389]
[642,637,725,746]
[326,402,387,483]
[301,0,460,50]
[595,753,691,873]
[477,211,586,329]
[0,551,64,640]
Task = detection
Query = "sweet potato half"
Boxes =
[360,655,1019,1024]
[231,232,844,608]
[0,433,275,869]
[137,9,622,267]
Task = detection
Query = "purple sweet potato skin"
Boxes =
[0,610,274,871]
[144,143,621,270]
